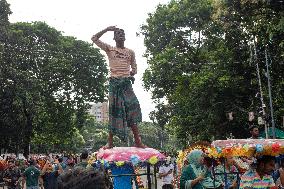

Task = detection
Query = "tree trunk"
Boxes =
[15,136,19,157]
[23,113,32,159]
[21,95,33,159]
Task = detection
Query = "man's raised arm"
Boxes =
[91,26,117,51]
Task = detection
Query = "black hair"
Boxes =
[7,160,15,164]
[113,29,125,38]
[249,125,259,131]
[81,150,89,160]
[114,28,124,34]
[58,157,63,163]
[28,159,36,166]
[257,155,276,165]
[58,168,112,189]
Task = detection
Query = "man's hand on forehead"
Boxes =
[115,28,124,33]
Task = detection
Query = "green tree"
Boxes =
[80,117,110,151]
[138,121,180,150]
[141,0,284,146]
[0,7,108,155]
[78,118,176,151]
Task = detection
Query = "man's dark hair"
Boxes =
[114,28,125,38]
[8,160,15,164]
[80,150,89,160]
[249,125,259,131]
[114,28,124,34]
[58,157,63,163]
[257,155,276,165]
[28,159,36,166]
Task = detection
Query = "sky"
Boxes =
[7,0,170,121]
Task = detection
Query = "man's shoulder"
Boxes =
[25,166,39,173]
[45,171,58,177]
[112,46,134,53]
[24,166,31,171]
[181,164,192,173]
[242,169,256,178]
[158,165,165,171]
[127,48,135,55]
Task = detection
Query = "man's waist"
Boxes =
[109,76,135,83]
[110,72,131,77]
[110,75,131,78]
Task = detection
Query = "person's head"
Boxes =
[250,125,259,138]
[58,157,63,163]
[28,159,36,166]
[165,156,171,166]
[8,160,15,169]
[187,150,204,167]
[15,161,20,167]
[256,155,276,175]
[226,156,235,166]
[80,150,89,161]
[45,161,55,173]
[113,28,125,47]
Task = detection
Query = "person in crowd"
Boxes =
[159,156,175,189]
[249,125,263,139]
[22,160,41,189]
[3,160,21,189]
[66,155,76,170]
[215,156,238,189]
[239,155,276,189]
[75,150,89,169]
[180,150,222,189]
[41,158,63,189]
[58,157,67,171]
[273,156,284,188]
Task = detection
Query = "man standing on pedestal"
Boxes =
[92,26,145,148]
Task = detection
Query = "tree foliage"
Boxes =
[0,0,108,155]
[78,118,177,152]
[141,0,284,146]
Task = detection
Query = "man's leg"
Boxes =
[131,124,146,148]
[103,132,114,149]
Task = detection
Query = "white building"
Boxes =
[88,102,109,123]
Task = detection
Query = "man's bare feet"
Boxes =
[134,143,147,148]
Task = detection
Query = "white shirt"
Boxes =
[159,164,174,185]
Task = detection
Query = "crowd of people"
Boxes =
[1,148,284,189]
[179,149,284,189]
[0,151,111,189]
[1,125,282,189]
[177,125,282,189]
